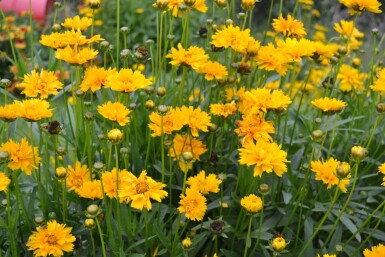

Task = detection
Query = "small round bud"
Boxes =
[146,39,154,46]
[259,184,270,194]
[335,244,343,253]
[237,12,246,19]
[167,34,175,41]
[372,28,379,36]
[145,100,155,110]
[182,151,194,162]
[273,107,285,115]
[56,146,66,156]
[85,111,94,121]
[55,167,67,180]
[158,105,169,114]
[225,19,233,26]
[100,41,110,51]
[75,89,85,98]
[184,0,196,7]
[337,162,350,178]
[88,0,101,9]
[338,46,347,55]
[120,147,129,155]
[84,218,96,229]
[198,27,208,38]
[206,19,213,25]
[97,134,106,140]
[330,56,339,65]
[352,58,361,68]
[51,23,61,32]
[217,77,227,86]
[210,219,225,234]
[129,103,137,110]
[120,26,129,34]
[84,101,92,107]
[346,207,355,216]
[315,117,322,124]
[360,190,368,198]
[54,1,62,8]
[227,75,236,84]
[145,86,155,94]
[351,146,367,161]
[107,129,124,143]
[0,78,11,87]
[311,130,323,141]
[47,120,62,135]
[208,124,218,132]
[376,103,385,113]
[120,49,130,59]
[164,138,173,148]
[154,0,169,9]
[215,0,227,7]
[217,173,227,181]
[0,151,9,161]
[34,216,44,225]
[87,204,99,216]
[93,162,104,171]
[272,235,286,253]
[182,237,192,249]
[1,199,7,206]
[134,46,149,61]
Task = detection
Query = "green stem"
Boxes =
[62,180,67,222]
[243,216,253,257]
[95,217,107,257]
[116,0,120,69]
[13,172,31,231]
[29,0,34,66]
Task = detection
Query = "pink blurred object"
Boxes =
[0,0,53,21]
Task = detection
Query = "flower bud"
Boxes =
[0,78,11,87]
[34,216,44,225]
[84,218,96,229]
[120,147,129,155]
[145,86,154,94]
[52,23,61,32]
[352,58,361,68]
[337,162,350,178]
[88,0,101,9]
[376,103,385,113]
[311,130,323,141]
[55,167,67,180]
[351,146,367,161]
[56,146,66,156]
[158,105,169,114]
[210,219,225,234]
[134,46,149,62]
[272,235,286,253]
[145,100,155,110]
[182,237,192,249]
[48,212,56,219]
[120,26,129,34]
[85,111,94,121]
[208,123,218,132]
[93,162,104,171]
[215,0,227,8]
[107,129,123,143]
[259,183,270,195]
[87,204,99,216]
[182,151,194,162]
[47,120,62,135]
[54,1,62,8]
[120,49,130,59]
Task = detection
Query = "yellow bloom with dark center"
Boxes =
[363,243,385,256]
[166,43,209,71]
[186,170,221,195]
[61,15,92,31]
[102,168,132,201]
[119,170,168,210]
[0,103,21,122]
[180,106,212,137]
[0,138,41,175]
[66,162,91,191]
[105,68,152,93]
[235,113,275,145]
[18,69,63,99]
[178,187,207,221]
[55,45,98,65]
[0,172,11,192]
[276,37,316,62]
[339,0,382,14]
[14,99,53,121]
[75,180,103,199]
[272,14,307,38]
[211,24,253,53]
[311,158,351,192]
[98,101,131,126]
[371,68,385,95]
[81,66,117,92]
[148,107,185,137]
[311,97,347,114]
[210,101,236,118]
[241,194,263,213]
[238,140,289,177]
[197,61,228,81]
[26,220,76,257]
[337,64,366,92]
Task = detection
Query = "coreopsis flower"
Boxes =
[39,32,65,49]
[102,168,132,200]
[235,113,275,145]
[107,129,124,143]
[166,43,209,70]
[238,140,289,177]
[225,86,246,102]
[66,162,91,191]
[148,107,185,137]
[240,88,292,113]
[119,170,168,210]
[312,42,338,65]
[337,64,366,92]
[351,145,368,161]
[311,158,351,192]
[182,237,192,249]
[0,138,41,175]
[311,97,347,114]
[61,15,93,31]
[197,61,228,81]
[339,0,382,14]
[80,66,117,92]
[276,37,316,62]
[98,101,131,126]
[14,99,53,121]
[298,0,313,8]
[180,106,212,137]
[241,0,256,10]
[255,43,289,75]
[271,234,286,253]
[0,172,11,192]
[167,0,208,16]
[75,180,103,199]
[241,194,263,214]
[211,24,254,53]
[55,45,98,65]
[244,38,261,57]
[318,255,336,257]
[363,243,385,256]
[272,14,307,38]
[178,187,207,221]
[60,30,103,46]
[210,101,236,118]
[0,103,21,122]
[104,68,152,93]
[334,20,364,50]
[26,220,76,257]
[370,68,385,95]
[18,69,63,99]
[186,170,222,195]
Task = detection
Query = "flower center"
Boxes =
[47,234,57,246]
[135,182,149,194]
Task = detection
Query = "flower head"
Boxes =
[178,187,207,221]
[186,170,222,195]
[311,158,351,192]
[98,101,131,126]
[234,113,275,145]
[211,24,253,53]
[337,64,366,92]
[371,68,385,95]
[363,243,385,256]
[26,220,76,257]
[102,168,131,200]
[14,99,53,121]
[241,194,263,214]
[180,106,212,137]
[81,66,117,92]
[166,43,209,70]
[66,162,91,191]
[61,15,92,31]
[339,0,382,14]
[311,97,347,114]
[55,45,98,65]
[0,103,21,122]
[197,61,228,81]
[105,68,152,93]
[18,69,63,99]
[271,235,286,253]
[210,101,237,118]
[0,172,11,192]
[272,14,307,38]
[75,180,103,199]
[148,107,185,137]
[378,163,385,186]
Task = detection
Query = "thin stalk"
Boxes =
[62,179,67,222]
[326,115,338,159]
[29,0,34,66]
[243,216,253,257]
[95,217,107,257]
[13,172,32,231]
[249,195,265,257]
[116,0,120,69]
[114,144,123,252]
[90,230,96,257]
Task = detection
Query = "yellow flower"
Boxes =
[318,255,337,257]
[378,163,385,186]
[102,168,131,200]
[60,30,103,46]
[148,107,185,137]
[18,69,63,99]
[334,20,364,50]
[75,180,103,199]
[238,140,289,177]
[272,235,286,252]
[119,170,168,210]
[61,15,92,31]
[240,194,263,213]
[14,99,53,121]
[211,24,253,53]
[66,162,91,191]
[311,97,347,114]
[311,158,351,192]
[234,113,275,145]
[39,32,65,49]
[26,220,76,257]
[98,101,131,126]
[105,68,152,93]
[210,101,236,118]
[0,138,41,175]
[182,237,192,249]
[255,43,289,75]
[180,106,212,137]
[276,37,316,62]
[55,45,98,65]
[0,172,11,192]
[186,170,222,195]
[371,68,385,95]
[107,129,124,143]
[241,0,256,10]
[339,0,382,14]
[0,103,21,122]
[272,14,307,38]
[197,61,228,81]
[363,243,385,256]
[240,88,292,113]
[178,187,207,221]
[81,66,117,92]
[166,43,209,70]
[337,64,366,92]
